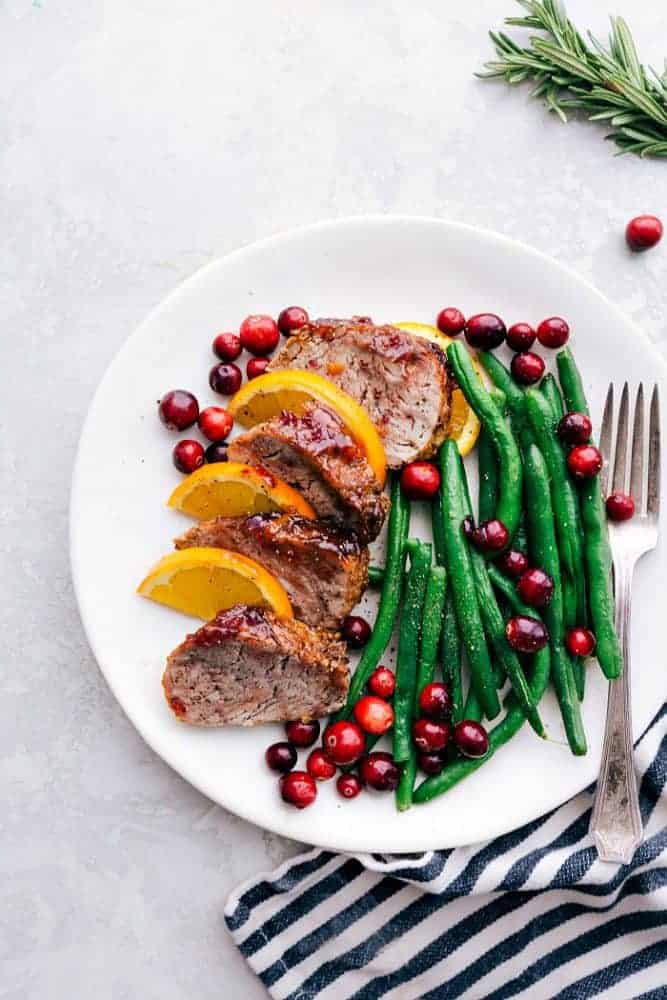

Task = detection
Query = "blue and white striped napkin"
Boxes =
[225,704,666,999]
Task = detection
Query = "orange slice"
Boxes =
[137,547,293,620]
[227,370,387,486]
[167,462,316,521]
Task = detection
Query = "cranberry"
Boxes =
[306,748,337,781]
[567,444,603,479]
[465,313,506,350]
[511,351,545,385]
[278,306,309,336]
[368,666,395,699]
[353,695,394,735]
[505,615,549,653]
[198,406,233,442]
[239,314,280,356]
[280,771,317,809]
[558,412,592,445]
[626,215,663,252]
[418,682,452,720]
[400,462,441,501]
[285,719,320,748]
[323,720,365,765]
[336,773,362,799]
[472,519,510,553]
[566,627,596,658]
[341,615,372,648]
[358,752,400,791]
[418,752,444,775]
[172,439,205,474]
[436,307,466,336]
[205,441,228,464]
[158,390,199,431]
[496,549,528,578]
[212,332,242,362]
[412,718,451,753]
[454,720,489,758]
[517,568,554,608]
[506,322,536,352]
[536,317,570,349]
[209,362,242,396]
[462,516,476,540]
[265,741,297,774]
[606,492,635,522]
[247,357,270,380]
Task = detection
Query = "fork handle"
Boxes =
[589,559,642,864]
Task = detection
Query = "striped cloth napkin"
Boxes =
[225,703,666,999]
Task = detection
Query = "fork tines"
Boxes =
[600,383,660,521]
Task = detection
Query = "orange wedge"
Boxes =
[167,462,316,521]
[137,547,293,621]
[227,370,387,486]
[394,322,484,456]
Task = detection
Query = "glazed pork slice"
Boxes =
[163,604,349,726]
[227,402,389,543]
[268,318,452,467]
[175,513,369,630]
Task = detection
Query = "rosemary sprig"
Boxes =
[478,0,667,157]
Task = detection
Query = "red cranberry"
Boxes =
[454,720,489,759]
[323,720,365,765]
[472,519,510,553]
[172,439,205,474]
[336,773,362,799]
[285,719,320,748]
[497,549,528,578]
[209,362,242,396]
[567,444,602,479]
[465,313,506,350]
[278,306,309,336]
[558,412,592,445]
[306,749,337,781]
[368,666,395,699]
[247,357,270,380]
[626,215,663,252]
[436,307,466,336]
[418,752,444,775]
[505,615,549,653]
[566,627,596,658]
[280,771,317,809]
[418,682,452,720]
[536,317,570,349]
[359,752,400,791]
[606,492,635,522]
[265,741,297,773]
[205,441,228,463]
[341,615,372,648]
[400,462,441,500]
[239,314,280,356]
[212,332,242,362]
[517,568,554,608]
[353,695,394,735]
[412,718,451,753]
[511,351,545,385]
[198,406,233,442]
[506,322,536,352]
[158,390,199,431]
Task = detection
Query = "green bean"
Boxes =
[447,342,523,540]
[393,541,431,764]
[557,348,622,680]
[540,373,565,420]
[462,684,483,722]
[437,441,501,719]
[478,352,534,448]
[523,443,587,755]
[478,426,498,522]
[367,565,384,587]
[432,493,463,722]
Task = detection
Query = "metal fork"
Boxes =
[589,382,660,864]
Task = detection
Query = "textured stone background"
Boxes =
[2,1,666,997]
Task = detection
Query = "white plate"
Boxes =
[71,216,667,853]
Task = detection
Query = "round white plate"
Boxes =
[71,216,667,853]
